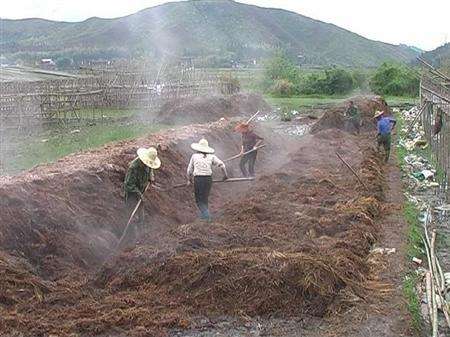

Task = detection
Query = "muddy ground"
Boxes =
[0,95,414,337]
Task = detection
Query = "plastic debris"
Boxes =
[435,204,450,212]
[412,257,423,265]
[371,247,396,255]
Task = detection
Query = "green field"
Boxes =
[5,122,168,174]
[266,95,418,112]
[384,96,419,107]
[64,107,139,119]
[265,95,348,111]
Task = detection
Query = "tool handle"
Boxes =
[246,110,260,124]
[224,144,266,162]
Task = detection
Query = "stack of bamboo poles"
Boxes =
[422,207,450,336]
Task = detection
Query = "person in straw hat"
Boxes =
[374,110,396,162]
[187,138,228,220]
[123,146,161,237]
[234,122,264,178]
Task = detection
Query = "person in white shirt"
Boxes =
[187,138,228,220]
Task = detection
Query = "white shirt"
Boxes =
[187,153,225,176]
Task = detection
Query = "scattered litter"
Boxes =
[257,112,278,122]
[421,170,435,180]
[445,273,450,287]
[371,247,396,255]
[398,105,450,334]
[419,213,427,223]
[275,125,310,136]
[412,170,435,181]
[435,205,450,212]
[70,129,81,134]
[412,257,423,265]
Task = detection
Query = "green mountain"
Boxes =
[421,43,450,68]
[0,0,419,67]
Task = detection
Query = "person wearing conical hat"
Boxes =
[123,147,161,238]
[187,138,228,220]
[234,122,263,178]
[374,110,396,162]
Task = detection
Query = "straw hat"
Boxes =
[191,138,215,154]
[137,147,161,169]
[373,110,384,118]
[234,122,249,132]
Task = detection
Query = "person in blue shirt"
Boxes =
[374,110,396,162]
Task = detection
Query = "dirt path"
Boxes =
[316,158,415,337]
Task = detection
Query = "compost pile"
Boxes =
[1,100,388,337]
[310,95,390,133]
[154,93,271,124]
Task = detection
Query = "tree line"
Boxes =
[263,51,420,97]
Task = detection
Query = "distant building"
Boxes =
[39,58,56,70]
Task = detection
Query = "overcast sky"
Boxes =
[1,0,449,51]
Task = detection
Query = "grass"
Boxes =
[6,122,168,173]
[403,201,424,260]
[396,111,425,334]
[395,111,408,164]
[398,171,425,334]
[264,95,347,111]
[385,96,419,107]
[403,272,423,333]
[51,107,139,120]
[265,94,421,123]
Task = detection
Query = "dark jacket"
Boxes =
[124,158,154,201]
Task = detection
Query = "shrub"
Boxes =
[301,67,355,95]
[324,68,354,94]
[263,51,358,97]
[370,63,419,96]
[263,50,300,93]
[351,69,369,91]
[270,79,296,97]
[301,72,324,95]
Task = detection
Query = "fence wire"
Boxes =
[421,74,450,191]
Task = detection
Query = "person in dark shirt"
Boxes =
[235,122,263,177]
[374,110,396,162]
[123,147,161,240]
[345,100,361,134]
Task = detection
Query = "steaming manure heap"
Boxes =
[0,96,391,336]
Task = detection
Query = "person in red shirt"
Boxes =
[235,122,264,178]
